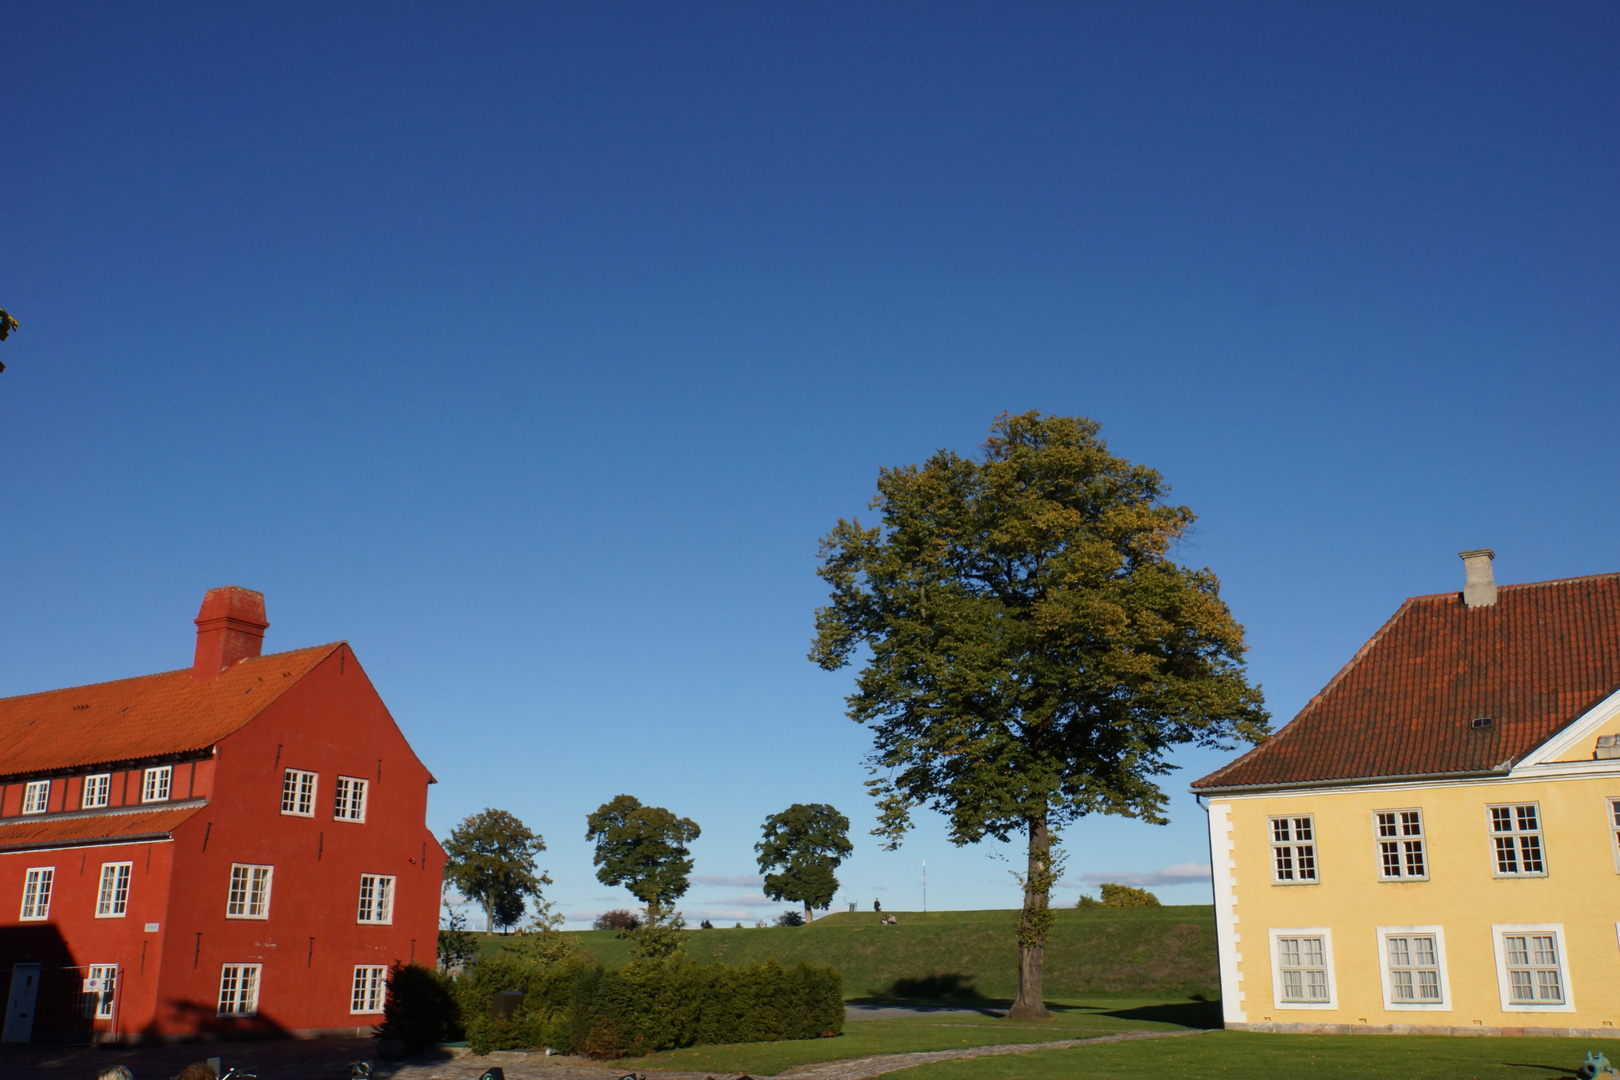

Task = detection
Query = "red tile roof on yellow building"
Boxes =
[1193,573,1620,792]
[0,804,206,853]
[0,643,341,780]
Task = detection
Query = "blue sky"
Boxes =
[3,2,1618,925]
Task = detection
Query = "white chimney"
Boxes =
[1459,549,1497,608]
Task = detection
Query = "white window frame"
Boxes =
[1374,808,1428,881]
[334,776,369,822]
[1375,925,1451,1011]
[281,769,318,817]
[351,965,388,1014]
[141,766,172,803]
[96,862,132,918]
[1488,802,1547,877]
[1608,798,1620,873]
[1491,923,1574,1012]
[82,774,111,809]
[1269,815,1318,884]
[83,964,117,1020]
[356,874,396,924]
[22,780,50,815]
[217,963,262,1016]
[1267,927,1337,1010]
[226,864,273,920]
[20,867,54,921]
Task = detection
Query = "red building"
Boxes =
[0,587,446,1043]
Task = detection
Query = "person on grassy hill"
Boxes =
[756,802,853,922]
[810,411,1269,1019]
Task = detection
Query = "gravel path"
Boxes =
[0,1027,1208,1080]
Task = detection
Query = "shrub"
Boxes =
[1098,883,1160,907]
[594,909,642,932]
[1076,893,1100,908]
[375,963,461,1052]
[571,956,843,1058]
[455,952,581,1054]
[775,910,805,927]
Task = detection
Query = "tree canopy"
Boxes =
[442,808,551,933]
[809,411,1268,1017]
[586,794,701,927]
[755,802,853,920]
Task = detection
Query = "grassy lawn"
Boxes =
[626,997,1216,1075]
[886,1030,1620,1080]
[480,905,1218,1001]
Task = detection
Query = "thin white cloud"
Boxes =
[692,874,765,888]
[1079,862,1212,887]
[712,893,780,908]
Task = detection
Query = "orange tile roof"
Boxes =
[0,803,205,852]
[1193,573,1620,792]
[0,644,341,780]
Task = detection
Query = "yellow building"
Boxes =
[1192,551,1620,1036]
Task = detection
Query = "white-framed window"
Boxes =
[226,864,273,919]
[217,964,262,1016]
[82,964,117,1020]
[20,867,54,920]
[1268,927,1336,1009]
[82,774,111,809]
[334,776,369,822]
[351,965,388,1014]
[281,769,318,816]
[1375,809,1427,880]
[357,874,396,924]
[96,862,132,917]
[1492,924,1574,1011]
[1376,926,1450,1010]
[1270,815,1318,883]
[1608,798,1620,872]
[141,766,172,803]
[22,780,50,815]
[1489,803,1546,876]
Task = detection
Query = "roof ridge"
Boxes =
[0,642,345,705]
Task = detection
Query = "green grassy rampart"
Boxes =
[481,905,1217,1001]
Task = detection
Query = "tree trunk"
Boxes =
[1007,814,1053,1020]
[484,895,495,934]
[805,900,814,922]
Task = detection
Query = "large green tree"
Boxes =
[443,808,551,933]
[586,794,701,928]
[755,803,853,922]
[809,412,1269,1019]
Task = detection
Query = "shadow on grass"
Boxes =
[1099,999,1224,1029]
[887,974,992,1002]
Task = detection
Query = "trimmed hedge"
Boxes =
[572,956,843,1058]
[430,951,843,1056]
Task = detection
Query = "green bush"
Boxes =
[455,952,580,1054]
[570,955,842,1058]
[375,963,461,1052]
[1098,883,1160,907]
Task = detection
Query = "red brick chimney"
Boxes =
[192,586,269,681]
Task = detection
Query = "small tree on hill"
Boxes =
[586,794,701,930]
[810,412,1269,1018]
[1098,883,1159,907]
[443,808,551,933]
[756,802,853,922]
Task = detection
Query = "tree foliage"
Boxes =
[1098,883,1160,907]
[443,808,551,933]
[585,794,701,927]
[0,307,15,373]
[755,802,853,919]
[809,411,1268,1017]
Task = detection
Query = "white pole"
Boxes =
[923,860,927,913]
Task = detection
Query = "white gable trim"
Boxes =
[1515,683,1620,769]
